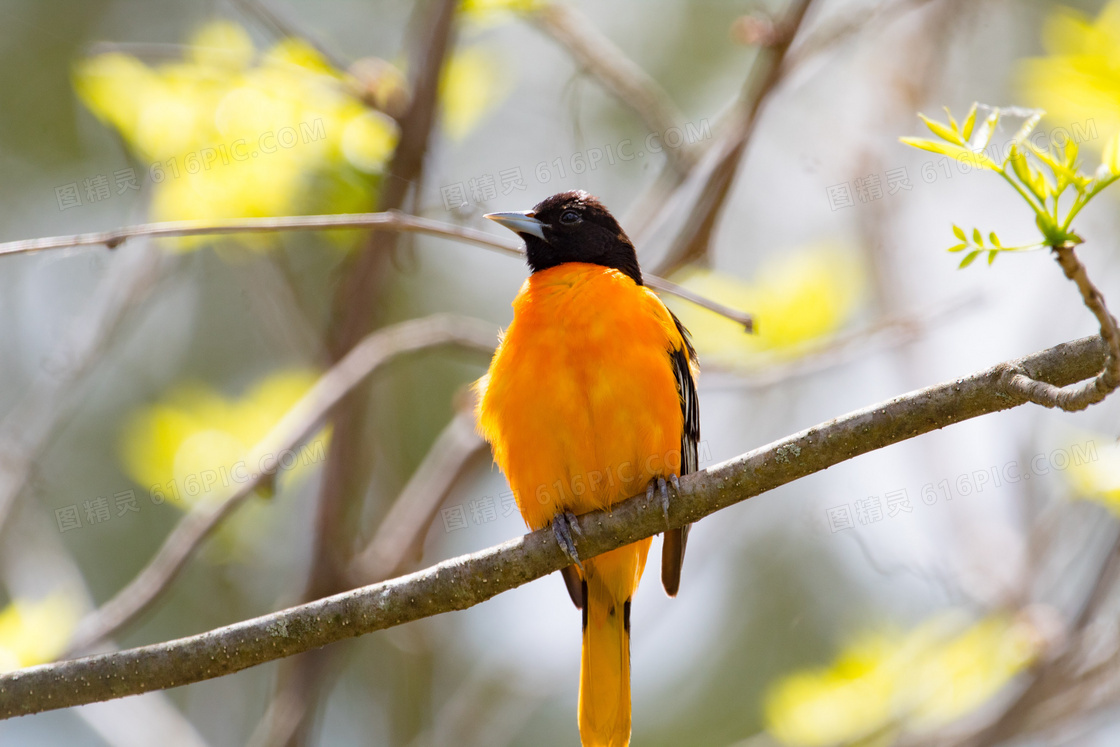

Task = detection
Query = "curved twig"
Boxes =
[998,244,1120,411]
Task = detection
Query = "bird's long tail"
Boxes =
[578,561,634,747]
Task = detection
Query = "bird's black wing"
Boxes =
[662,311,699,597]
[560,565,584,609]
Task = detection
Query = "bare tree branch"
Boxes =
[530,3,694,173]
[656,0,817,277]
[783,0,941,70]
[272,4,462,743]
[62,314,496,657]
[0,212,752,330]
[708,294,978,390]
[0,246,169,539]
[230,0,352,72]
[961,529,1120,747]
[0,211,520,259]
[1,333,1108,720]
[652,274,754,330]
[0,489,211,747]
[346,400,487,585]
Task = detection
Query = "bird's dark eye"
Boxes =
[559,210,581,225]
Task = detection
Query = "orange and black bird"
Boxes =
[476,191,699,747]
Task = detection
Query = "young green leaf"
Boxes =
[959,250,981,268]
[1027,167,1048,202]
[1104,132,1120,175]
[961,102,978,142]
[905,106,1119,264]
[943,107,959,135]
[1030,143,1061,171]
[919,114,962,144]
[1035,213,1062,244]
[899,138,1000,170]
[1009,111,1043,150]
[1009,145,1031,183]
[1031,144,1070,195]
[973,109,1000,150]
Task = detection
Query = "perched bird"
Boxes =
[476,191,699,747]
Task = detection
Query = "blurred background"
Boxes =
[2,0,1120,745]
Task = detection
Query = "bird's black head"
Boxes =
[485,190,642,285]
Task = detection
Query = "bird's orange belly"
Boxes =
[491,304,684,533]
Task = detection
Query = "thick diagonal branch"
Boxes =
[0,334,1107,720]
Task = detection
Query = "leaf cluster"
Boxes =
[901,103,1120,267]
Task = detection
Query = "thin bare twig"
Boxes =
[783,0,941,71]
[62,314,496,657]
[0,496,211,747]
[269,4,462,744]
[230,0,351,72]
[706,294,979,390]
[648,274,754,330]
[952,522,1120,747]
[347,402,487,585]
[230,258,329,364]
[0,246,169,539]
[0,212,752,330]
[0,212,520,260]
[531,3,694,173]
[0,333,1111,720]
[652,0,817,278]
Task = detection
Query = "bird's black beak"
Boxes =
[485,211,546,241]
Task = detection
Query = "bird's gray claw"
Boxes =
[657,475,682,527]
[658,477,671,523]
[553,512,583,571]
[564,510,583,538]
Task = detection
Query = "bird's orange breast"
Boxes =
[476,262,686,532]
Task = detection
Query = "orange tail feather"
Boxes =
[578,577,632,747]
